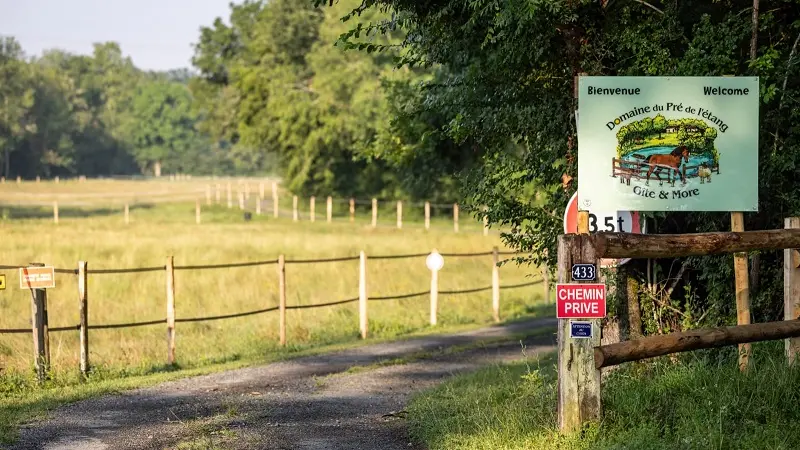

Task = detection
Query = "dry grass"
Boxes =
[0,180,545,380]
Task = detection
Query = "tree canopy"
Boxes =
[315,0,800,333]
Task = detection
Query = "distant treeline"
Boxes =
[0,0,473,202]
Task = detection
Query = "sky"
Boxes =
[0,0,233,71]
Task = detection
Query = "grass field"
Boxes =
[0,179,545,382]
[407,342,800,450]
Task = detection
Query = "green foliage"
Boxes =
[322,0,800,333]
[0,39,228,177]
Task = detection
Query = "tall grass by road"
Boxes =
[407,341,800,450]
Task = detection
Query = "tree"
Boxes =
[320,0,800,335]
[653,114,667,138]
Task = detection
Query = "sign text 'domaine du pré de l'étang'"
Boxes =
[577,76,759,212]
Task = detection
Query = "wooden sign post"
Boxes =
[22,263,55,382]
[556,231,602,432]
[785,217,800,364]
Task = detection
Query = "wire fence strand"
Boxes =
[175,306,279,323]
[285,297,359,310]
[175,260,278,270]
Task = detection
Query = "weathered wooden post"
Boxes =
[124,203,130,225]
[25,263,51,383]
[371,198,377,228]
[492,246,500,322]
[785,217,800,364]
[310,196,316,222]
[195,199,201,224]
[424,201,430,230]
[292,196,298,222]
[359,251,368,339]
[78,261,89,377]
[272,182,279,218]
[397,201,403,229]
[327,196,333,223]
[453,203,459,233]
[278,254,287,346]
[227,183,232,208]
[53,201,59,224]
[166,256,176,365]
[731,212,752,371]
[349,198,355,222]
[542,249,551,303]
[556,233,602,433]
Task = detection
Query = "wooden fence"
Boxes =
[611,157,720,186]
[1,248,548,381]
[2,179,493,234]
[557,222,800,432]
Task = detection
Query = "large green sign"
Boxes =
[577,76,759,212]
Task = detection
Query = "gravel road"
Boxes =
[7,317,557,450]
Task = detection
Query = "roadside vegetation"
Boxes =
[408,341,800,450]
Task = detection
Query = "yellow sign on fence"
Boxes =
[19,266,56,289]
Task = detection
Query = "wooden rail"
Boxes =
[595,319,800,369]
[593,229,800,259]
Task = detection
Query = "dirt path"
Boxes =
[8,317,557,450]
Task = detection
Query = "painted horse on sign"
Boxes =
[645,145,689,186]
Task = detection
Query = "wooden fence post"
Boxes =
[349,198,355,222]
[278,254,287,346]
[293,196,298,222]
[28,263,50,383]
[78,261,89,377]
[492,246,500,322]
[239,192,245,210]
[55,176,59,184]
[731,212,752,371]
[557,234,602,432]
[430,260,439,326]
[453,203,459,233]
[327,196,333,223]
[215,183,221,204]
[36,176,40,183]
[256,198,262,215]
[785,217,800,365]
[227,183,232,208]
[310,196,316,222]
[16,176,20,184]
[53,201,59,224]
[273,183,279,218]
[359,251,368,339]
[424,201,430,230]
[195,199,201,224]
[483,206,489,236]
[166,256,176,365]
[371,198,377,228]
[397,201,403,229]
[124,203,130,225]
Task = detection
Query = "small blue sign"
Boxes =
[570,321,593,339]
[571,263,596,281]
